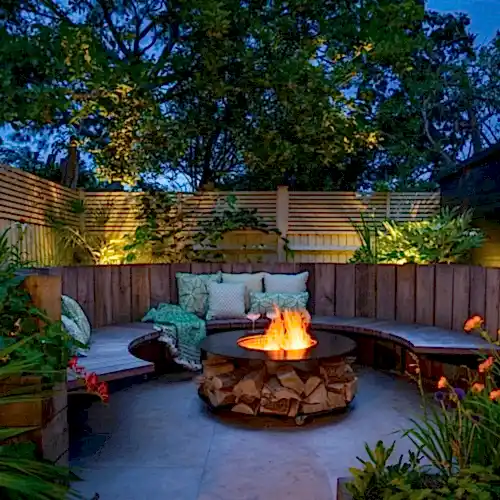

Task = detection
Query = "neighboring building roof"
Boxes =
[439,142,500,182]
[439,142,500,217]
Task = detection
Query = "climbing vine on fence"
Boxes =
[125,193,292,263]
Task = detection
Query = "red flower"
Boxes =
[479,357,494,373]
[437,376,448,389]
[18,218,27,224]
[464,315,483,332]
[97,381,109,403]
[85,372,99,392]
[68,356,79,370]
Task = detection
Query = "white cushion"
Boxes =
[264,271,309,294]
[206,282,246,320]
[221,272,264,310]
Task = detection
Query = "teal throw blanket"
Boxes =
[142,303,206,371]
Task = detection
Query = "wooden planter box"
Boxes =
[0,376,69,465]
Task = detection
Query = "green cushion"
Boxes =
[248,291,309,314]
[61,295,91,345]
[176,272,222,317]
[61,315,88,357]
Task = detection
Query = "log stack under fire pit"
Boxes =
[198,353,357,421]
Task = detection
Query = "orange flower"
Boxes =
[489,390,500,401]
[464,315,483,332]
[479,357,494,373]
[437,376,448,389]
[471,383,485,393]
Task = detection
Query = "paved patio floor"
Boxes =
[70,368,422,500]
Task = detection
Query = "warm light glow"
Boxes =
[237,307,316,360]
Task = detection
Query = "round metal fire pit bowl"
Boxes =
[199,330,356,361]
[197,330,358,425]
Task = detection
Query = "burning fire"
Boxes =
[238,307,317,360]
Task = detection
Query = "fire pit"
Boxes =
[198,309,357,424]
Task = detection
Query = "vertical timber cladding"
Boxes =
[0,165,80,266]
[59,263,500,334]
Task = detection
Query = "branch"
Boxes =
[97,0,130,58]
[421,99,456,168]
[151,21,180,75]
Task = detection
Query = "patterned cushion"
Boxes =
[61,315,88,356]
[61,295,91,344]
[248,291,309,314]
[221,272,264,311]
[264,272,309,293]
[176,272,222,317]
[206,282,246,320]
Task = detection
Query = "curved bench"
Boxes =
[311,316,495,356]
[206,316,494,356]
[69,315,496,390]
[67,323,160,390]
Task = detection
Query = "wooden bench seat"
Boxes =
[67,323,159,390]
[311,316,495,356]
[69,315,496,390]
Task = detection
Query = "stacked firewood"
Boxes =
[197,354,357,418]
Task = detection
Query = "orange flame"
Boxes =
[237,307,316,360]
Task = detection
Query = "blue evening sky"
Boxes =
[428,0,500,43]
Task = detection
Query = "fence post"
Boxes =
[386,192,392,219]
[276,185,289,261]
[78,188,86,233]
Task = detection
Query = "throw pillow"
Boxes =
[221,272,264,310]
[264,271,309,293]
[206,282,246,320]
[61,295,91,344]
[248,291,309,314]
[61,315,88,356]
[176,272,222,317]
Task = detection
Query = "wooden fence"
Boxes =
[47,263,500,338]
[1,166,440,264]
[84,188,440,263]
[0,165,80,265]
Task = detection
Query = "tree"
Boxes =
[0,0,427,190]
[357,11,500,190]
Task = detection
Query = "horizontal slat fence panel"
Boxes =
[1,166,440,263]
[0,165,81,265]
[83,188,439,263]
[49,264,500,340]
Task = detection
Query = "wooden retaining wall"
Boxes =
[48,263,500,339]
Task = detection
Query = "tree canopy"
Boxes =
[0,0,498,191]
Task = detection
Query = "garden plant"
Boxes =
[347,316,500,499]
[0,226,108,499]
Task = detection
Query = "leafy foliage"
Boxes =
[124,191,194,263]
[47,199,130,265]
[350,208,484,264]
[125,193,291,263]
[0,227,74,372]
[0,0,435,191]
[0,339,81,500]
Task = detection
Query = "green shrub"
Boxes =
[350,207,485,265]
[0,227,75,374]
